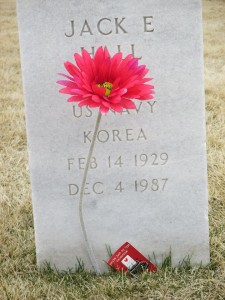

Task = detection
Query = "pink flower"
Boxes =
[57,47,154,114]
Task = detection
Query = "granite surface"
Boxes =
[17,0,209,272]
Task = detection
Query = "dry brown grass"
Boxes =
[0,0,225,299]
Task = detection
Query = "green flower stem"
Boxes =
[79,111,102,274]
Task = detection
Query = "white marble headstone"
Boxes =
[17,0,209,272]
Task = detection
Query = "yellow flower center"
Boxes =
[97,82,113,97]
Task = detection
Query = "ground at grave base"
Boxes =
[0,0,225,299]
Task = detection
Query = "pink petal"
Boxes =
[141,78,153,83]
[71,88,88,95]
[94,46,104,64]
[100,105,109,114]
[58,73,75,81]
[59,87,76,95]
[110,96,121,103]
[78,99,92,107]
[101,100,110,108]
[92,84,107,97]
[92,95,101,103]
[67,96,82,102]
[88,102,100,108]
[110,103,123,112]
[112,77,120,89]
[57,80,77,88]
[121,99,136,109]
[138,95,154,100]
[74,53,84,70]
[123,93,140,99]
[64,62,80,77]
[110,88,127,97]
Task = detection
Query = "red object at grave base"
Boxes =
[107,242,157,275]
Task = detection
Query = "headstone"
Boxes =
[17,0,209,272]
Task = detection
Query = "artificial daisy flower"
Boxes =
[57,46,154,114]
